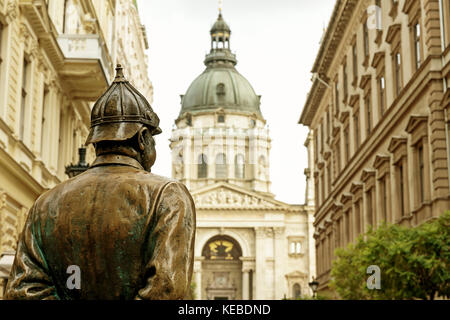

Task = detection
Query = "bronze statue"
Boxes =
[5,65,196,300]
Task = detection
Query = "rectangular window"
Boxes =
[41,86,49,155]
[363,21,369,60]
[378,76,386,116]
[335,142,341,174]
[366,189,373,226]
[365,93,372,136]
[321,173,325,204]
[335,81,340,114]
[376,0,382,29]
[326,110,330,139]
[327,164,332,195]
[63,0,69,33]
[355,201,361,236]
[315,182,319,208]
[398,163,405,216]
[343,62,348,100]
[20,58,30,141]
[314,132,318,160]
[380,177,387,222]
[413,22,421,70]
[354,112,360,149]
[345,210,350,245]
[352,43,358,82]
[336,218,341,247]
[394,52,402,97]
[344,126,350,163]
[418,145,425,203]
[320,121,324,151]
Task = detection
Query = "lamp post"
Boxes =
[308,277,319,299]
[65,147,90,178]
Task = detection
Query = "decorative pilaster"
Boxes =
[273,226,285,300]
[254,227,265,300]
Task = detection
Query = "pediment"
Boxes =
[191,182,290,210]
[388,136,407,153]
[359,74,371,90]
[406,115,428,134]
[285,270,308,279]
[349,94,360,108]
[385,24,401,44]
[373,154,390,169]
[361,169,376,182]
[371,51,385,69]
[349,182,363,194]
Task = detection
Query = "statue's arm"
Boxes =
[135,181,196,300]
[5,204,58,300]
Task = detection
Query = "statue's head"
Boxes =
[85,65,161,171]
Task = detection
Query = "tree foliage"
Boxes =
[330,211,450,300]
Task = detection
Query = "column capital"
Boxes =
[255,227,266,238]
[273,226,285,238]
[240,257,255,272]
[194,256,205,272]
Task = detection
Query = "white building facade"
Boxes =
[170,12,315,300]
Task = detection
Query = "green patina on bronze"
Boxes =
[5,66,196,300]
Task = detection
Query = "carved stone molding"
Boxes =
[193,187,277,208]
[273,226,285,238]
[264,227,274,238]
[255,227,265,238]
[6,0,19,23]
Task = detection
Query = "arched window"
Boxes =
[202,235,242,260]
[235,154,245,179]
[293,283,301,299]
[215,153,227,178]
[198,154,208,178]
[216,83,225,96]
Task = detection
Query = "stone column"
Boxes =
[242,269,249,300]
[240,258,255,300]
[254,227,265,300]
[273,227,285,300]
[193,257,204,300]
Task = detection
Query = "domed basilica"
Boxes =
[170,12,315,300]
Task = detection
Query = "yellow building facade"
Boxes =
[300,0,450,296]
[0,0,152,296]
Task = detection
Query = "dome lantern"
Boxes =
[178,11,263,120]
[205,12,237,67]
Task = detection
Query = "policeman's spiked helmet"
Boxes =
[85,64,161,145]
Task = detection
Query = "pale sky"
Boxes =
[136,0,335,204]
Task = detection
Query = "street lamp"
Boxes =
[308,277,319,299]
[65,147,90,178]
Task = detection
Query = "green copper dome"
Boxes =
[179,13,262,118]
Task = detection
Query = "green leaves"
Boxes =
[330,211,450,300]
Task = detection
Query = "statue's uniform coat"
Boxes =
[5,154,196,300]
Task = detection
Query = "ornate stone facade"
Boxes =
[299,0,450,297]
[171,12,315,300]
[0,0,152,297]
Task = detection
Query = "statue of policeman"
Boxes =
[5,65,196,300]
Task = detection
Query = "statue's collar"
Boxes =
[91,154,144,170]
